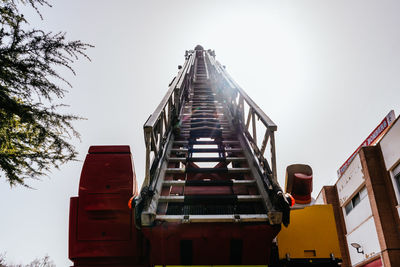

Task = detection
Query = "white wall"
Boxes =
[380,118,400,216]
[343,195,372,233]
[337,154,365,206]
[388,164,400,215]
[337,153,380,266]
[346,216,381,266]
[315,191,325,204]
[380,118,400,171]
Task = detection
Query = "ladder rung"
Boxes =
[188,121,228,125]
[158,195,263,203]
[180,123,229,127]
[173,140,238,145]
[185,124,228,127]
[188,157,246,162]
[163,179,256,186]
[189,118,227,121]
[190,93,215,95]
[165,167,250,174]
[155,214,268,223]
[180,123,225,127]
[187,106,223,110]
[170,148,242,153]
[183,128,229,132]
[168,157,246,162]
[181,128,231,132]
[190,105,219,107]
[191,109,220,113]
[182,113,224,116]
[187,117,226,120]
[188,106,222,109]
[179,134,237,139]
[190,103,221,106]
[190,98,216,101]
[189,102,218,105]
[186,167,228,173]
[188,100,216,102]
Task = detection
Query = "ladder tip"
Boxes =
[194,44,204,50]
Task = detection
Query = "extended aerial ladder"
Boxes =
[69,46,293,266]
[137,45,289,228]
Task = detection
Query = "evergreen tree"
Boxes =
[0,0,92,186]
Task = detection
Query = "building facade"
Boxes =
[316,112,400,267]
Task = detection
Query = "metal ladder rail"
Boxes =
[139,50,196,226]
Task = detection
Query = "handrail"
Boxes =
[143,51,195,187]
[144,53,194,128]
[207,54,277,130]
[206,51,278,182]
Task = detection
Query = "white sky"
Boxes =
[1,0,399,266]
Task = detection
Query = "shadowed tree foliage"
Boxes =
[0,253,55,267]
[0,0,92,186]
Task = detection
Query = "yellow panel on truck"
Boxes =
[277,204,342,265]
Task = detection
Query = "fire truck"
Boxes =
[69,46,342,267]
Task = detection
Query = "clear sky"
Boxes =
[1,0,399,266]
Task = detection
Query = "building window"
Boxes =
[344,186,367,215]
[393,164,400,197]
[395,173,400,191]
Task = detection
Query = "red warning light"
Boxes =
[288,193,295,207]
[128,196,134,209]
